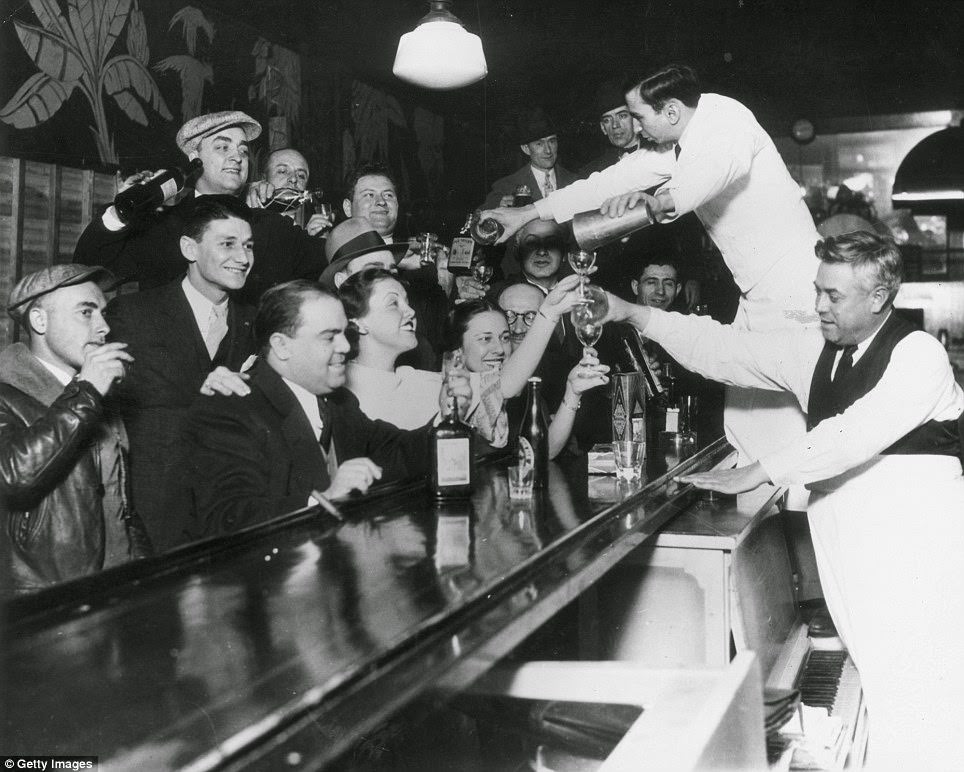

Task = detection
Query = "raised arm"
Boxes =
[605,294,819,400]
[499,274,582,398]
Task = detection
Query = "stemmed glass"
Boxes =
[473,261,494,285]
[568,249,597,297]
[570,283,609,357]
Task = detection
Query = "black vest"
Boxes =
[807,312,962,459]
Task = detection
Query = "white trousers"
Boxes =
[808,455,964,771]
[725,250,819,510]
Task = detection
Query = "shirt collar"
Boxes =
[35,356,74,385]
[849,310,892,365]
[282,376,323,440]
[181,275,227,333]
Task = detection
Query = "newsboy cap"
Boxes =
[175,110,262,156]
[7,264,116,323]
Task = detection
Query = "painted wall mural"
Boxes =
[1,0,172,165]
[0,1,445,218]
[0,0,306,172]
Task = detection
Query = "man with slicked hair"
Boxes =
[483,64,822,508]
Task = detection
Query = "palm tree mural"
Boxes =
[153,6,215,122]
[0,0,172,165]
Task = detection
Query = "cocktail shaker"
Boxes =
[572,200,656,252]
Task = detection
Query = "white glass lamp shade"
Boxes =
[393,20,487,90]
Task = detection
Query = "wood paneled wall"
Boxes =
[0,157,115,347]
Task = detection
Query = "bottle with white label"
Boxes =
[517,377,548,489]
[429,396,474,499]
[113,158,203,224]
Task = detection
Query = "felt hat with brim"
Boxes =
[596,80,629,118]
[518,112,557,146]
[8,264,116,322]
[319,218,408,290]
[176,110,262,156]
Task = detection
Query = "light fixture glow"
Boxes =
[393,1,487,90]
[892,190,964,202]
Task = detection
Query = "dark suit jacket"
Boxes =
[182,362,432,542]
[75,196,328,305]
[482,164,579,210]
[106,280,256,551]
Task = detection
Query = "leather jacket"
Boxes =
[0,345,152,594]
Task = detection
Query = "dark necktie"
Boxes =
[674,143,682,160]
[832,345,857,385]
[620,144,639,158]
[317,397,332,452]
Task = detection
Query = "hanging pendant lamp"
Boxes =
[393,1,487,90]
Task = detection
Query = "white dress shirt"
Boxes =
[642,309,964,487]
[535,93,819,296]
[531,166,556,198]
[181,276,228,339]
[36,357,74,386]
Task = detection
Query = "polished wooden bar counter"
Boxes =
[1,440,745,770]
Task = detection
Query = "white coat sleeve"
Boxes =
[760,332,964,486]
[534,148,675,223]
[643,310,819,403]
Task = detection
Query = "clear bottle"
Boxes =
[429,396,474,499]
[517,377,548,489]
[113,158,203,223]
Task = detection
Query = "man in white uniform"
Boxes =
[604,231,964,769]
[482,64,820,508]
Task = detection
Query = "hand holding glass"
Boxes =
[570,284,609,356]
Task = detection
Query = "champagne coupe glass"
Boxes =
[473,261,494,285]
[568,249,597,297]
[570,284,609,357]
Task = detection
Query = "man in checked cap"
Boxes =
[75,110,328,305]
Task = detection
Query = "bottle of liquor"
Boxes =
[429,396,474,499]
[517,377,548,489]
[113,158,204,224]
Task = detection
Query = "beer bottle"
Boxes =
[429,395,474,499]
[517,377,548,489]
[113,158,203,224]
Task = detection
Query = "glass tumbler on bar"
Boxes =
[613,440,645,481]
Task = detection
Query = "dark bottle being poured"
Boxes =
[113,158,203,224]
[517,377,548,489]
[466,210,505,245]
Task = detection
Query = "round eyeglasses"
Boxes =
[504,310,538,327]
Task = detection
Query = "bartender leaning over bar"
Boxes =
[483,63,821,510]
[603,230,964,770]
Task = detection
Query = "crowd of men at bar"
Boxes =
[2,64,963,768]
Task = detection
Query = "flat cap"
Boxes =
[176,110,262,155]
[8,264,115,323]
